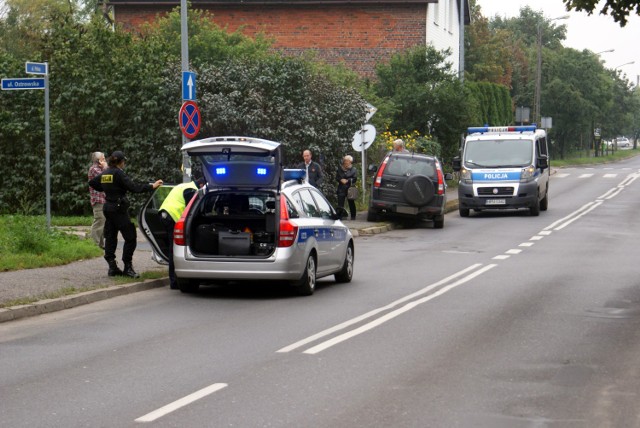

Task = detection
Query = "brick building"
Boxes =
[105,0,469,78]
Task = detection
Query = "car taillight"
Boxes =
[173,193,197,246]
[278,196,298,247]
[436,161,445,195]
[374,156,389,188]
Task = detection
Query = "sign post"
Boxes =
[352,102,377,204]
[2,62,51,228]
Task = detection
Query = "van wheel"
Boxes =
[294,254,316,296]
[459,207,470,217]
[367,209,380,222]
[540,191,549,211]
[530,198,540,216]
[335,244,354,283]
[177,277,200,293]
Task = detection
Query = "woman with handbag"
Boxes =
[336,155,358,220]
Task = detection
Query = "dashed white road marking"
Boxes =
[506,249,522,255]
[579,174,594,178]
[135,383,228,423]
[493,255,510,260]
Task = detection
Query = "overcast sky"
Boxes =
[476,0,640,87]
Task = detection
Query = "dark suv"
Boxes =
[367,152,452,228]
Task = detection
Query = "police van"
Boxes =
[452,125,550,216]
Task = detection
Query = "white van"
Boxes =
[452,125,550,216]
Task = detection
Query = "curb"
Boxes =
[0,278,168,323]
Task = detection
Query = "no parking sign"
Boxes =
[179,100,201,140]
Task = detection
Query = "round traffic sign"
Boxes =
[179,100,201,140]
[351,124,376,151]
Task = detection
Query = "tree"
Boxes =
[374,45,474,162]
[563,0,640,26]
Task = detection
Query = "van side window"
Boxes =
[537,137,548,157]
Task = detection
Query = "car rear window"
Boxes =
[385,158,435,177]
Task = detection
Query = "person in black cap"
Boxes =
[89,150,163,278]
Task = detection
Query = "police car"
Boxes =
[138,136,354,295]
[452,125,550,216]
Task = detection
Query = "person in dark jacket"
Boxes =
[89,151,163,278]
[336,155,358,220]
[297,149,323,188]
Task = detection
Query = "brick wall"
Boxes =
[113,4,427,78]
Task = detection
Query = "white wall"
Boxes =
[426,0,462,76]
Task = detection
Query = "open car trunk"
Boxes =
[186,190,279,257]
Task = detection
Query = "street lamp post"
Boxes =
[534,15,569,126]
[614,61,635,70]
[595,49,615,55]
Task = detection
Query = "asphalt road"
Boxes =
[2,159,640,427]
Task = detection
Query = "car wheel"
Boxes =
[540,188,549,211]
[335,243,354,283]
[433,214,444,229]
[177,277,200,293]
[402,175,435,206]
[294,254,316,296]
[367,209,381,222]
[530,197,540,216]
[459,207,470,217]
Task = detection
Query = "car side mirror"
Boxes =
[537,154,549,170]
[368,164,378,175]
[444,173,454,181]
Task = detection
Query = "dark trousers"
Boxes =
[337,194,357,220]
[103,210,137,265]
[160,212,177,288]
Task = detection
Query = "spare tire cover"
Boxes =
[403,175,435,206]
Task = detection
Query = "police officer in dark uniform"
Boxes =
[89,150,163,278]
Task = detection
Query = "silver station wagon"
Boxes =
[139,136,354,295]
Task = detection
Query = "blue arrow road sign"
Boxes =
[1,78,46,90]
[26,62,48,75]
[182,71,196,101]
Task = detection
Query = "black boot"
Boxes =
[123,263,140,279]
[107,260,123,277]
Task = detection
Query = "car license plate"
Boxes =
[396,206,418,214]
[485,199,506,206]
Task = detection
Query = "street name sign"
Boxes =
[1,78,46,90]
[25,62,48,75]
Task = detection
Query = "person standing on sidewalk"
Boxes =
[297,149,323,188]
[89,150,163,278]
[336,155,358,220]
[88,152,107,248]
[158,172,203,289]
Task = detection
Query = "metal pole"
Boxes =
[180,0,190,182]
[459,0,464,82]
[361,126,366,205]
[44,66,51,229]
[534,23,542,126]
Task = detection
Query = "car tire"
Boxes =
[177,277,200,293]
[367,209,381,222]
[402,175,435,206]
[530,197,540,216]
[459,207,470,217]
[540,187,549,211]
[294,254,316,296]
[433,214,444,229]
[335,243,354,283]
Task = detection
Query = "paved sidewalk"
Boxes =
[0,195,459,323]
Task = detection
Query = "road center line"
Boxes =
[277,263,484,353]
[135,383,228,423]
[302,264,498,355]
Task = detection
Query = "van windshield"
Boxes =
[464,139,532,168]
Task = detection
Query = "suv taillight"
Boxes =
[278,197,298,247]
[436,160,445,195]
[374,156,389,188]
[173,194,197,246]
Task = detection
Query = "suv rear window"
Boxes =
[385,157,436,177]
